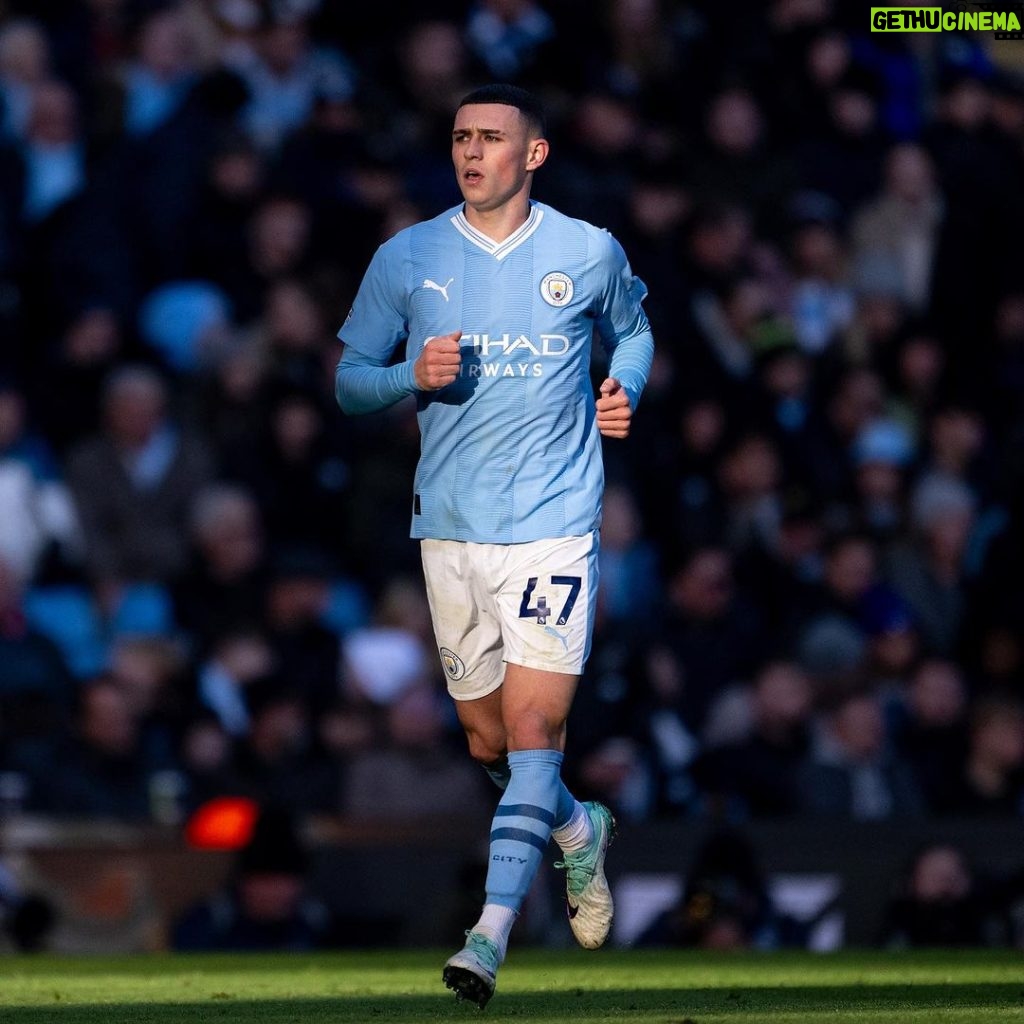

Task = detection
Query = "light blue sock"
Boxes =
[485,749,563,911]
[484,754,578,830]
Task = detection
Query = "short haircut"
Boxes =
[457,83,546,136]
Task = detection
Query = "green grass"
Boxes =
[1,949,1023,1023]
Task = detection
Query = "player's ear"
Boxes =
[525,137,549,171]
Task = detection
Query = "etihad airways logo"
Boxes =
[462,333,570,357]
[423,332,571,380]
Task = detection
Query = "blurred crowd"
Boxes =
[0,0,1023,833]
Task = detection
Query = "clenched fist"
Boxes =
[415,331,462,390]
[596,377,633,439]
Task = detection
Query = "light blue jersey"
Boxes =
[337,201,654,544]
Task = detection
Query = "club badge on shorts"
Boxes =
[440,647,466,680]
[540,271,574,307]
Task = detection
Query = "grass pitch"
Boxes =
[1,948,1023,1023]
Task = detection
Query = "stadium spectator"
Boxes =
[339,572,435,715]
[888,658,969,812]
[879,325,947,438]
[860,584,920,691]
[639,390,728,559]
[690,85,800,244]
[748,321,831,496]
[849,142,943,315]
[796,688,926,820]
[583,0,691,112]
[846,416,916,543]
[17,79,87,225]
[694,660,814,818]
[95,5,198,143]
[231,9,356,154]
[879,842,1024,948]
[225,676,337,815]
[715,429,786,566]
[644,544,767,741]
[794,60,888,219]
[536,87,643,238]
[883,473,978,656]
[935,694,1024,816]
[172,481,269,655]
[176,710,235,813]
[463,0,556,85]
[224,384,351,559]
[596,482,660,630]
[0,18,53,144]
[184,131,269,294]
[107,634,190,764]
[261,543,344,718]
[792,530,879,696]
[31,306,129,458]
[65,363,215,597]
[338,681,491,822]
[686,195,755,286]
[9,675,177,820]
[813,365,888,503]
[210,192,316,326]
[687,272,768,420]
[611,153,691,348]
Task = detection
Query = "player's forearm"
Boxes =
[608,329,654,410]
[335,346,418,415]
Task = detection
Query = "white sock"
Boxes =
[551,801,593,854]
[472,903,517,960]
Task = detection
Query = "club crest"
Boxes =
[540,271,574,307]
[440,647,466,680]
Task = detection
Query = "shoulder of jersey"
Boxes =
[382,206,461,249]
[536,202,612,242]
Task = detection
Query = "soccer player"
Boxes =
[334,83,654,1007]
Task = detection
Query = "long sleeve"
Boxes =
[607,326,655,411]
[334,344,419,416]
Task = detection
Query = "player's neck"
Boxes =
[461,197,533,244]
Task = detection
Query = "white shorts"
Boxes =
[421,533,599,700]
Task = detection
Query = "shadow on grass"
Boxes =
[6,983,1024,1024]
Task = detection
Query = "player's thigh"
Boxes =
[452,686,507,761]
[496,532,599,678]
[421,538,505,700]
[501,662,579,752]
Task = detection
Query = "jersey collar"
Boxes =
[451,204,544,260]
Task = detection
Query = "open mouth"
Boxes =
[463,169,483,183]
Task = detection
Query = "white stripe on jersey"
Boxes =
[450,206,545,260]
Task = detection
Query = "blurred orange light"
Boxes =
[185,797,260,850]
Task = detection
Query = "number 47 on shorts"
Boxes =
[518,576,582,627]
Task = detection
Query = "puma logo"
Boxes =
[544,625,569,652]
[422,277,454,301]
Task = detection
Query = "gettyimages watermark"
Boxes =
[870,3,1024,37]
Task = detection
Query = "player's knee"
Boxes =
[505,709,565,752]
[465,730,506,765]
